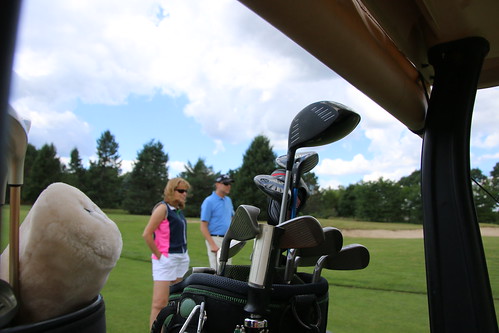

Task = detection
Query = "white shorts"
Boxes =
[152,252,190,281]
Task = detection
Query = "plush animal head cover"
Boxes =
[1,182,123,324]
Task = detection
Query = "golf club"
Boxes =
[279,101,360,224]
[275,151,319,171]
[217,205,260,276]
[311,243,370,283]
[244,223,282,325]
[278,215,325,284]
[0,279,18,328]
[253,174,286,202]
[290,152,318,217]
[258,170,308,226]
[276,151,318,217]
[6,106,30,297]
[277,215,325,250]
[295,227,344,266]
[244,216,324,324]
[284,226,343,283]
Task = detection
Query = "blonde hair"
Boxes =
[164,177,190,209]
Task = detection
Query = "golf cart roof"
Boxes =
[237,0,499,133]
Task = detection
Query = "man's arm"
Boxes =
[200,221,219,253]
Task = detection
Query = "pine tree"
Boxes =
[64,147,87,191]
[20,144,38,203]
[86,130,122,208]
[122,140,168,214]
[179,158,216,217]
[23,144,63,203]
[231,135,277,220]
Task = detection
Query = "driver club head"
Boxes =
[287,101,360,160]
[279,101,360,224]
[286,101,360,170]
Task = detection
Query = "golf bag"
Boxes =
[151,265,329,333]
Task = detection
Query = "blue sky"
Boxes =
[9,0,499,189]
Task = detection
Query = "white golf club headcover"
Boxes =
[1,182,122,324]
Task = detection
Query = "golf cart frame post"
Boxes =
[422,36,497,331]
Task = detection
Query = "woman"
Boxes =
[143,177,191,328]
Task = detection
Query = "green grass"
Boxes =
[1,206,498,332]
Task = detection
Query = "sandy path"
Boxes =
[341,227,499,238]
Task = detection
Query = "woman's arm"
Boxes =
[142,204,167,259]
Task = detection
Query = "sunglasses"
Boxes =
[222,182,232,186]
[175,189,188,194]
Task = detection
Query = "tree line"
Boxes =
[13,130,499,224]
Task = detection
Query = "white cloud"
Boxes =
[9,0,499,188]
[16,103,94,157]
[472,87,499,149]
[213,140,226,155]
[317,154,371,176]
[169,160,186,176]
[121,160,135,174]
[313,86,422,187]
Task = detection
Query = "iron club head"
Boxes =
[311,243,370,282]
[296,227,344,266]
[277,215,324,249]
[217,205,260,275]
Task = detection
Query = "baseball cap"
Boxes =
[215,174,234,183]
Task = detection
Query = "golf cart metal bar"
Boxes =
[0,0,23,198]
[0,0,23,295]
[422,37,498,332]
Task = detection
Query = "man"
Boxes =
[200,174,235,269]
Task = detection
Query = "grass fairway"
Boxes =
[2,207,498,332]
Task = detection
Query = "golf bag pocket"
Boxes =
[151,266,329,333]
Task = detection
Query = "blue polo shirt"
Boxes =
[200,191,234,236]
